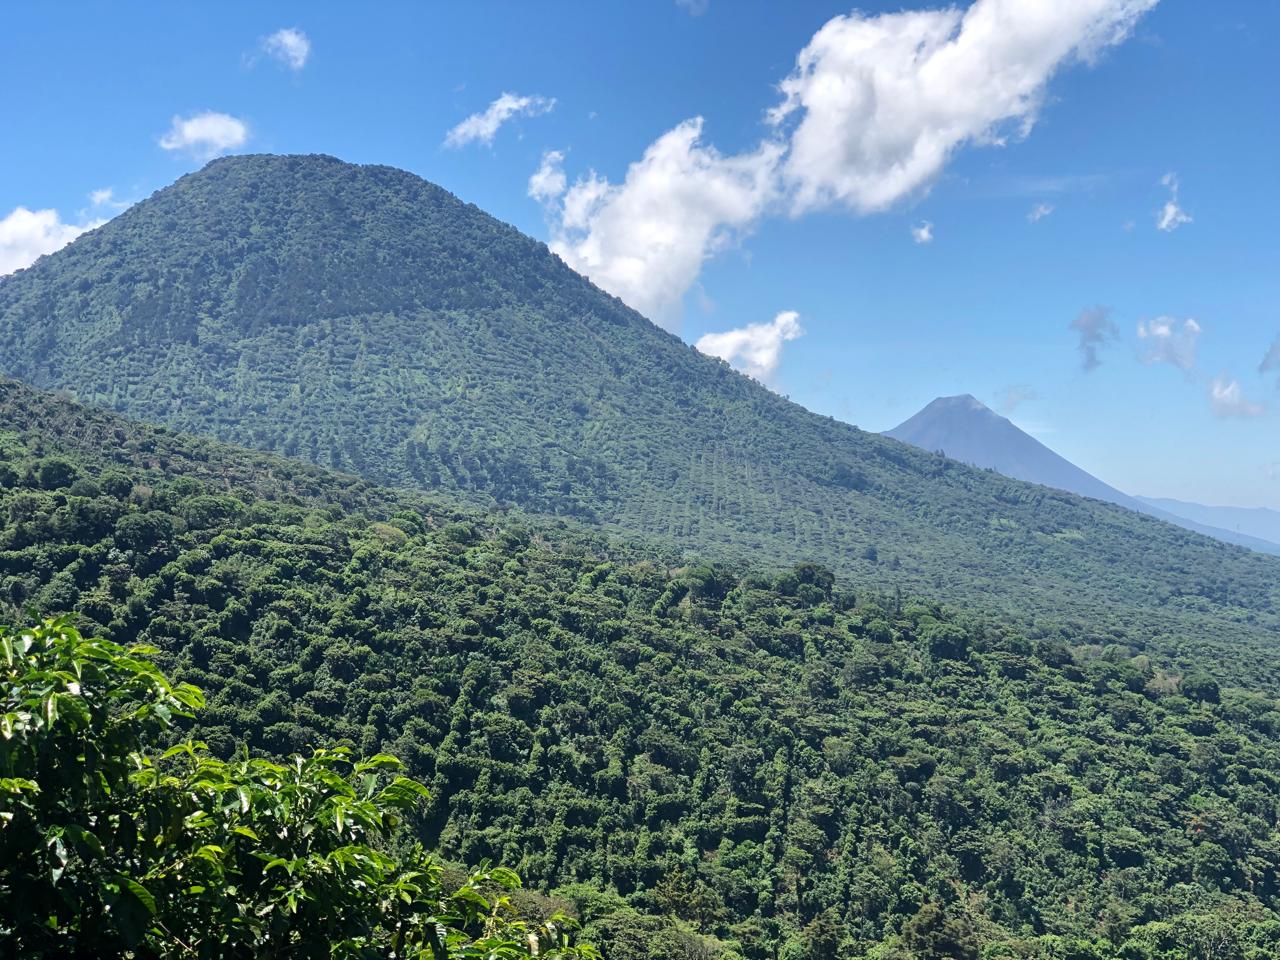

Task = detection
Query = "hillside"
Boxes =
[887,394,1280,556]
[6,381,1280,959]
[1,155,1279,682]
[1139,496,1280,550]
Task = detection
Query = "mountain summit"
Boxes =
[885,395,1136,506]
[887,395,1280,555]
[2,153,1278,657]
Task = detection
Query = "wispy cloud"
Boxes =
[984,172,1111,198]
[158,111,249,158]
[676,0,709,15]
[1156,171,1192,232]
[1070,305,1119,371]
[999,385,1037,413]
[444,93,555,149]
[695,310,803,382]
[1027,202,1054,223]
[1210,374,1266,419]
[87,187,131,213]
[910,221,934,244]
[1138,316,1200,371]
[262,28,311,72]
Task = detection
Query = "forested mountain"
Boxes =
[6,379,1280,959]
[886,395,1280,556]
[0,155,1278,688]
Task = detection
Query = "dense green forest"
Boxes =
[1,617,595,959]
[6,382,1280,958]
[1,155,1278,691]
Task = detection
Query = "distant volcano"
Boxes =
[886,395,1280,556]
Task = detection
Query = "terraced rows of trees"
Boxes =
[5,382,1280,958]
[2,155,1278,691]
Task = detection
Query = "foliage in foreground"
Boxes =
[7,400,1280,957]
[0,617,593,959]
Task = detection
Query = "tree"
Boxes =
[0,617,596,959]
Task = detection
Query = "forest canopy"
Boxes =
[4,383,1280,958]
[0,155,1276,691]
[0,617,594,959]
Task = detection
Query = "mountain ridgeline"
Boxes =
[885,395,1280,556]
[1,154,1279,688]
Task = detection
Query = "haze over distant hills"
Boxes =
[1139,496,1280,548]
[887,394,1280,556]
[3,153,1280,681]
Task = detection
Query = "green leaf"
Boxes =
[112,873,158,917]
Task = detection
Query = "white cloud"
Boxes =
[1156,171,1192,232]
[770,0,1157,215]
[1138,316,1200,371]
[0,207,105,276]
[87,187,131,213]
[1028,202,1055,222]
[527,150,567,201]
[263,27,310,71]
[538,0,1155,325]
[695,310,803,382]
[1210,375,1266,419]
[159,111,249,158]
[547,118,782,327]
[910,220,934,244]
[444,93,555,149]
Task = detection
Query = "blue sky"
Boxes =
[2,1,1277,507]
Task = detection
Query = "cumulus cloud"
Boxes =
[159,111,249,158]
[1070,305,1119,371]
[0,207,105,276]
[1156,171,1192,232]
[770,0,1157,215]
[910,220,934,244]
[538,0,1155,324]
[695,310,803,382]
[444,93,555,149]
[527,150,567,202]
[263,27,310,71]
[1027,202,1054,222]
[1138,316,1200,371]
[547,118,782,326]
[1210,375,1266,419]
[1259,336,1280,380]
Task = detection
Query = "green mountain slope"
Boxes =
[5,379,1280,959]
[0,154,1277,686]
